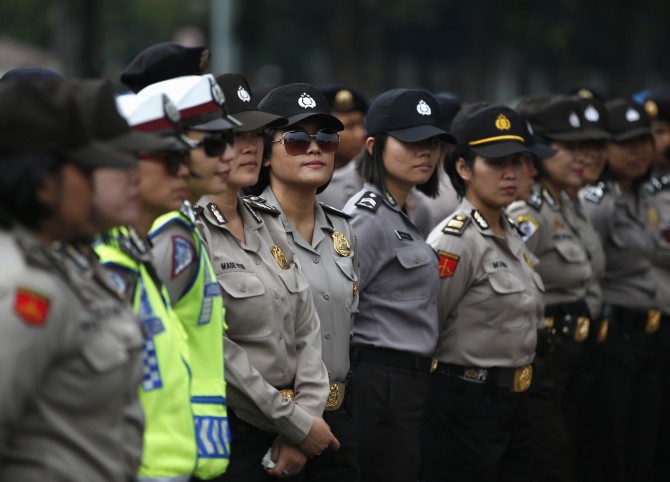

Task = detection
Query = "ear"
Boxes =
[35,173,59,207]
[455,157,472,183]
[365,137,375,156]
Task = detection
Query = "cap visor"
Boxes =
[232,110,288,131]
[109,130,185,153]
[191,117,235,132]
[285,113,345,131]
[612,127,653,142]
[580,128,611,141]
[544,130,604,142]
[388,125,456,144]
[68,140,137,169]
[529,141,558,160]
[469,141,534,159]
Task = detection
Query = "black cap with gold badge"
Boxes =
[321,84,369,114]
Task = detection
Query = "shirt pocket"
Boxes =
[335,256,359,313]
[484,269,528,329]
[81,331,132,373]
[554,239,588,263]
[277,266,310,294]
[393,245,436,300]
[218,273,271,339]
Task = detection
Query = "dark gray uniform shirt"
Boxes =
[343,183,440,357]
[646,173,670,315]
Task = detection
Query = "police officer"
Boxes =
[254,83,359,481]
[195,81,338,481]
[0,80,144,482]
[420,103,543,482]
[95,90,200,482]
[509,94,598,482]
[342,88,454,482]
[581,98,660,482]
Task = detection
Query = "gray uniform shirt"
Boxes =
[427,199,545,367]
[561,192,606,318]
[196,195,329,444]
[262,187,359,382]
[580,181,657,309]
[0,228,144,482]
[507,186,592,307]
[343,183,440,357]
[412,172,461,234]
[646,173,670,315]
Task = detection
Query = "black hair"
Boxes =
[357,133,441,198]
[0,152,64,229]
[444,143,476,198]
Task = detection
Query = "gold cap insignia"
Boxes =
[644,100,659,118]
[334,89,354,110]
[577,88,594,99]
[495,114,511,131]
[331,231,351,257]
[271,245,291,270]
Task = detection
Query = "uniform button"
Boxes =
[324,332,331,339]
[255,259,261,265]
[313,257,320,264]
[415,257,420,264]
[275,292,280,300]
[323,293,330,300]
[240,284,246,292]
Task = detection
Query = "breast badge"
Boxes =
[331,231,351,257]
[271,245,291,270]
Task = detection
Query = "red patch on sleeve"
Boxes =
[437,250,460,278]
[14,288,50,326]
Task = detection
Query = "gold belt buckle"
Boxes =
[544,316,555,329]
[430,358,438,374]
[574,317,590,342]
[279,389,295,400]
[325,382,346,411]
[597,319,609,343]
[645,310,661,334]
[513,365,533,393]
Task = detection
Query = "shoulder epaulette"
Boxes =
[318,202,352,220]
[506,215,526,238]
[192,204,204,218]
[542,188,558,209]
[242,195,281,216]
[526,189,543,210]
[206,202,227,225]
[442,213,470,236]
[179,201,197,224]
[644,175,670,194]
[582,183,607,204]
[354,191,381,212]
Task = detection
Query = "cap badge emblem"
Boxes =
[237,86,251,102]
[334,89,354,110]
[416,100,432,116]
[298,93,316,109]
[162,95,180,124]
[211,81,225,106]
[495,114,511,131]
[644,100,658,118]
[584,105,599,122]
[569,112,581,128]
[577,88,594,99]
[625,107,640,122]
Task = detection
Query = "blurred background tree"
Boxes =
[0,0,668,101]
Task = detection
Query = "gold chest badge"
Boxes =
[271,245,291,270]
[331,231,351,257]
[647,207,660,228]
[523,252,535,271]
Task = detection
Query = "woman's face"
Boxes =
[266,121,336,191]
[378,135,441,191]
[607,135,654,183]
[185,129,235,198]
[578,141,608,185]
[138,151,189,217]
[91,166,141,230]
[459,154,525,211]
[544,142,585,190]
[227,129,264,190]
[516,157,538,201]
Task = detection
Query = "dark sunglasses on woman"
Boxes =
[272,129,340,155]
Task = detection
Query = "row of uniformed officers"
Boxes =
[1,42,669,482]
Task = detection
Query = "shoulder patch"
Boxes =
[582,183,607,204]
[318,202,352,220]
[171,235,196,279]
[442,213,470,236]
[516,215,539,242]
[437,250,460,278]
[354,191,381,212]
[526,189,543,210]
[193,204,204,218]
[14,287,50,326]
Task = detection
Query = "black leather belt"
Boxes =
[433,362,533,393]
[603,304,661,335]
[350,345,433,374]
[544,300,591,342]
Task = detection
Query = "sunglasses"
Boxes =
[182,131,235,157]
[272,129,340,156]
[139,150,190,176]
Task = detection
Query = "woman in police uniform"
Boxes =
[252,83,359,481]
[421,103,544,482]
[0,81,144,482]
[342,88,453,482]
[195,81,339,482]
[581,98,660,482]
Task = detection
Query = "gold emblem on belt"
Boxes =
[279,389,295,400]
[597,319,609,343]
[325,382,346,411]
[513,365,533,393]
[646,310,661,334]
[574,317,590,342]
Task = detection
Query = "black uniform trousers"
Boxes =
[653,314,670,482]
[351,360,431,482]
[590,306,661,482]
[420,371,530,482]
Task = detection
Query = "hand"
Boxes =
[297,416,340,457]
[265,436,307,478]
